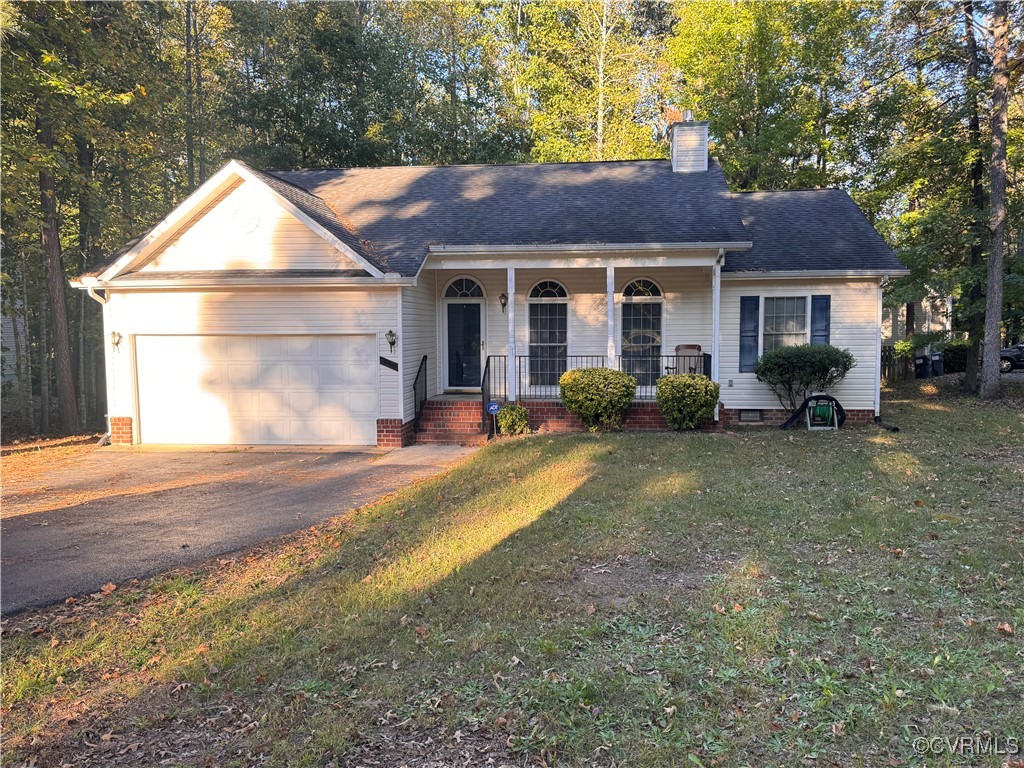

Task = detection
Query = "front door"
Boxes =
[446,302,482,388]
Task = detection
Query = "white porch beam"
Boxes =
[711,252,723,420]
[606,266,616,361]
[507,267,516,402]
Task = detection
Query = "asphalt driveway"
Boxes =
[1,443,477,614]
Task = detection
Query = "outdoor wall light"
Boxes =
[499,293,508,314]
[110,331,123,348]
[385,329,397,352]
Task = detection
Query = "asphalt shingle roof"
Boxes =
[270,158,749,277]
[729,189,904,274]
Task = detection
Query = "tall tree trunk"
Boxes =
[37,105,82,434]
[39,287,50,434]
[962,0,987,393]
[980,0,1009,399]
[18,257,33,429]
[596,0,608,160]
[76,136,98,426]
[904,302,916,379]
[184,0,195,189]
[194,3,206,183]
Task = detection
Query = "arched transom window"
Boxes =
[623,278,662,298]
[529,280,568,300]
[621,278,663,386]
[527,280,568,386]
[445,277,484,298]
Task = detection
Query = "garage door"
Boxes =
[135,335,378,445]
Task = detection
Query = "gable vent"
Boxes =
[670,112,709,173]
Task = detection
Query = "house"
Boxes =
[71,115,907,447]
[882,294,953,345]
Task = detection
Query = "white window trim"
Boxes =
[524,280,571,393]
[757,294,812,358]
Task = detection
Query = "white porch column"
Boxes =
[711,252,722,419]
[606,266,616,361]
[507,267,517,402]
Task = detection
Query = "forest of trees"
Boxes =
[1,0,1021,436]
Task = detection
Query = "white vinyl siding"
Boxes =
[402,272,438,419]
[720,279,880,410]
[104,288,400,423]
[140,178,362,273]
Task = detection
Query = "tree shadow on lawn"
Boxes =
[4,411,1023,767]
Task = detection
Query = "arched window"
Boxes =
[621,278,663,386]
[527,281,568,387]
[623,278,662,298]
[445,277,484,298]
[529,280,568,300]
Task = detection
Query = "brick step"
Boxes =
[421,405,483,415]
[415,431,490,446]
[416,425,486,436]
[418,418,484,428]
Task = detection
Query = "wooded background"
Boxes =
[1,0,1021,437]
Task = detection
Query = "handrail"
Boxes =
[412,355,428,433]
[481,356,492,437]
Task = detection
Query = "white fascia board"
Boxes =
[427,241,752,255]
[722,269,909,280]
[233,164,386,279]
[97,162,245,281]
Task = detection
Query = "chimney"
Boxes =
[670,110,709,173]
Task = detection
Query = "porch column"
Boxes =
[606,266,616,361]
[507,266,516,402]
[711,251,722,419]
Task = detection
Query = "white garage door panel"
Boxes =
[136,334,378,445]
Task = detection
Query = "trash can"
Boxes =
[914,355,932,379]
[930,352,944,377]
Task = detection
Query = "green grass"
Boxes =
[3,377,1022,767]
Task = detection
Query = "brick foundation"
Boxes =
[109,416,133,445]
[719,407,876,427]
[512,401,719,433]
[377,418,416,448]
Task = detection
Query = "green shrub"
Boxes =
[496,403,530,435]
[754,344,856,411]
[559,367,636,431]
[893,331,948,359]
[940,339,973,374]
[656,374,720,430]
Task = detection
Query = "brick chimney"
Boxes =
[670,109,709,173]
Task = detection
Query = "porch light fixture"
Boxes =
[110,331,122,348]
[499,292,508,314]
[385,329,397,352]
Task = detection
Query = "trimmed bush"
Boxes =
[559,367,636,431]
[754,344,856,411]
[940,339,973,374]
[496,403,530,435]
[656,374,720,430]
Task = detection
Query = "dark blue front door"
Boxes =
[447,303,482,388]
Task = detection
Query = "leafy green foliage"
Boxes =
[559,368,636,431]
[892,331,949,359]
[940,339,975,374]
[497,403,531,436]
[655,374,720,430]
[754,345,856,411]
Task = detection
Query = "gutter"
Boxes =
[427,241,753,255]
[722,269,910,280]
[71,275,415,290]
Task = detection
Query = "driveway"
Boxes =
[1,444,477,614]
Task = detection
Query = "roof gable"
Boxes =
[90,161,384,282]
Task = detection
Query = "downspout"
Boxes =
[84,286,112,444]
[711,249,724,421]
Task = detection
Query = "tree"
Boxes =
[981,0,1010,399]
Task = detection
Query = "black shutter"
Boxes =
[811,295,831,346]
[739,296,759,372]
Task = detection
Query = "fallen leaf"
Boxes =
[997,622,1014,635]
[732,603,744,612]
[100,582,117,596]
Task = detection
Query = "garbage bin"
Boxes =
[930,352,944,377]
[914,355,932,379]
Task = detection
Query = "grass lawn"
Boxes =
[2,377,1022,767]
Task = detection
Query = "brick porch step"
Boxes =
[414,429,490,446]
[414,398,489,445]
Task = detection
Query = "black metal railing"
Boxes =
[505,353,711,401]
[413,355,428,433]
[481,355,508,436]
